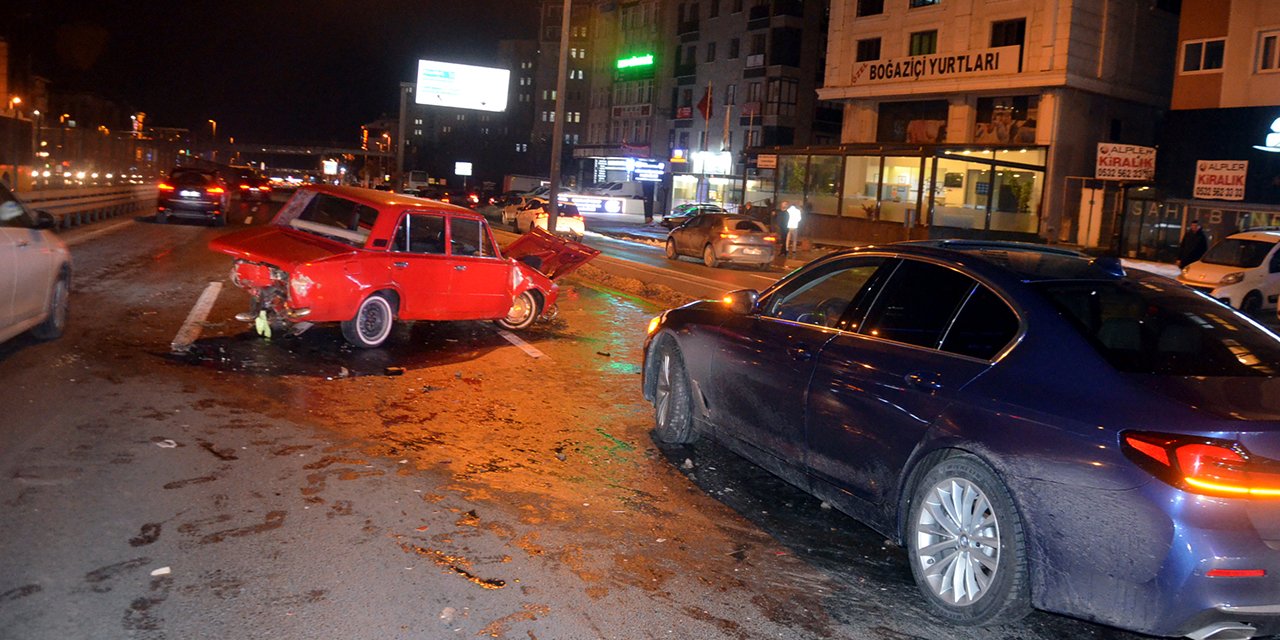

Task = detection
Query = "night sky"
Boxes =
[6,1,541,145]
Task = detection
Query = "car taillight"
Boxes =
[763,235,777,242]
[719,232,740,240]
[1122,431,1280,498]
[208,187,226,194]
[239,184,250,190]
[158,183,175,191]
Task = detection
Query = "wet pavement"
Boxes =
[0,206,1150,639]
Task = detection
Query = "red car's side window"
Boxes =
[449,217,495,258]
[392,213,447,254]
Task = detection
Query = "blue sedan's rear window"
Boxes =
[1036,279,1280,376]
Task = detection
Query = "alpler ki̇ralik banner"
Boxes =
[849,46,1021,85]
[1193,160,1248,201]
[1096,143,1157,181]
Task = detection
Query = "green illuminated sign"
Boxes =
[616,54,655,70]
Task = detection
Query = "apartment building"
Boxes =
[760,0,1179,245]
[1152,0,1280,243]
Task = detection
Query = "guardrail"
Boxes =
[16,185,157,229]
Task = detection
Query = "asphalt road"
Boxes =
[0,198,1145,639]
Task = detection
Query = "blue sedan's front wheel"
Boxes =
[907,453,1031,626]
[652,341,695,444]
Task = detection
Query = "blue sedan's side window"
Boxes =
[859,259,977,349]
[762,258,885,329]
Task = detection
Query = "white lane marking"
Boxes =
[496,329,545,359]
[171,282,223,352]
[64,219,134,247]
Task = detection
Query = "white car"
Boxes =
[513,199,585,241]
[0,183,71,344]
[1177,229,1280,315]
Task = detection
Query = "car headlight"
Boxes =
[647,316,661,335]
[1220,272,1245,285]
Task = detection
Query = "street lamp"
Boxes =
[208,119,217,161]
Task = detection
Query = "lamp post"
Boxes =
[7,97,22,188]
[208,119,217,161]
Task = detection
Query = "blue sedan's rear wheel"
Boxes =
[907,454,1031,626]
[341,294,394,348]
[652,342,695,444]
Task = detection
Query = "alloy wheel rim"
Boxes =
[53,280,68,331]
[655,354,672,427]
[914,477,1000,606]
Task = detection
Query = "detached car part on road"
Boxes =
[209,185,598,348]
[644,240,1280,640]
[0,182,71,345]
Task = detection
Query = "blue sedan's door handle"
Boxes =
[787,344,813,361]
[905,371,943,390]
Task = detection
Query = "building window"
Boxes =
[726,83,737,105]
[856,38,881,62]
[1258,30,1280,72]
[990,18,1026,48]
[442,126,452,133]
[706,42,717,63]
[909,30,937,56]
[733,0,743,12]
[710,0,719,18]
[766,78,798,116]
[729,37,741,59]
[414,129,422,137]
[750,33,766,56]
[1182,38,1226,73]
[856,0,883,17]
[909,0,939,6]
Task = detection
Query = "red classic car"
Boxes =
[209,185,599,348]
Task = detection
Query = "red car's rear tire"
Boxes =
[341,294,395,348]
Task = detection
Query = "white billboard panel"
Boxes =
[415,60,510,112]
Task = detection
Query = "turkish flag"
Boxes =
[696,85,712,121]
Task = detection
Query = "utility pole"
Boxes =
[546,0,572,234]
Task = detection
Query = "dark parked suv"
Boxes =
[157,168,231,225]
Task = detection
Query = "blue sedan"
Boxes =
[641,240,1280,639]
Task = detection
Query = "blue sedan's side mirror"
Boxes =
[722,289,759,315]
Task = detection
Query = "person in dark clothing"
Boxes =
[1177,220,1208,268]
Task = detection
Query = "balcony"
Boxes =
[674,63,697,78]
[677,19,699,36]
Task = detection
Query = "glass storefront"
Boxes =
[931,156,991,229]
[880,156,923,224]
[841,156,879,219]
[807,155,841,216]
[756,145,1048,234]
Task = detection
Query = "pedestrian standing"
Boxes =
[1177,220,1208,268]
[773,201,790,255]
[785,203,803,256]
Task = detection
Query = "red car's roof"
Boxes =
[301,184,482,218]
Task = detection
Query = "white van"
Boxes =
[1177,229,1280,315]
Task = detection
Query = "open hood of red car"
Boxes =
[208,226,357,271]
[503,227,601,281]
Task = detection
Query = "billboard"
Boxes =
[415,60,510,112]
[1194,160,1247,201]
[1096,143,1156,181]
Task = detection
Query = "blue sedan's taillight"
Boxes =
[1122,431,1280,498]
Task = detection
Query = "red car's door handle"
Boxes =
[393,261,408,268]
[454,265,467,271]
